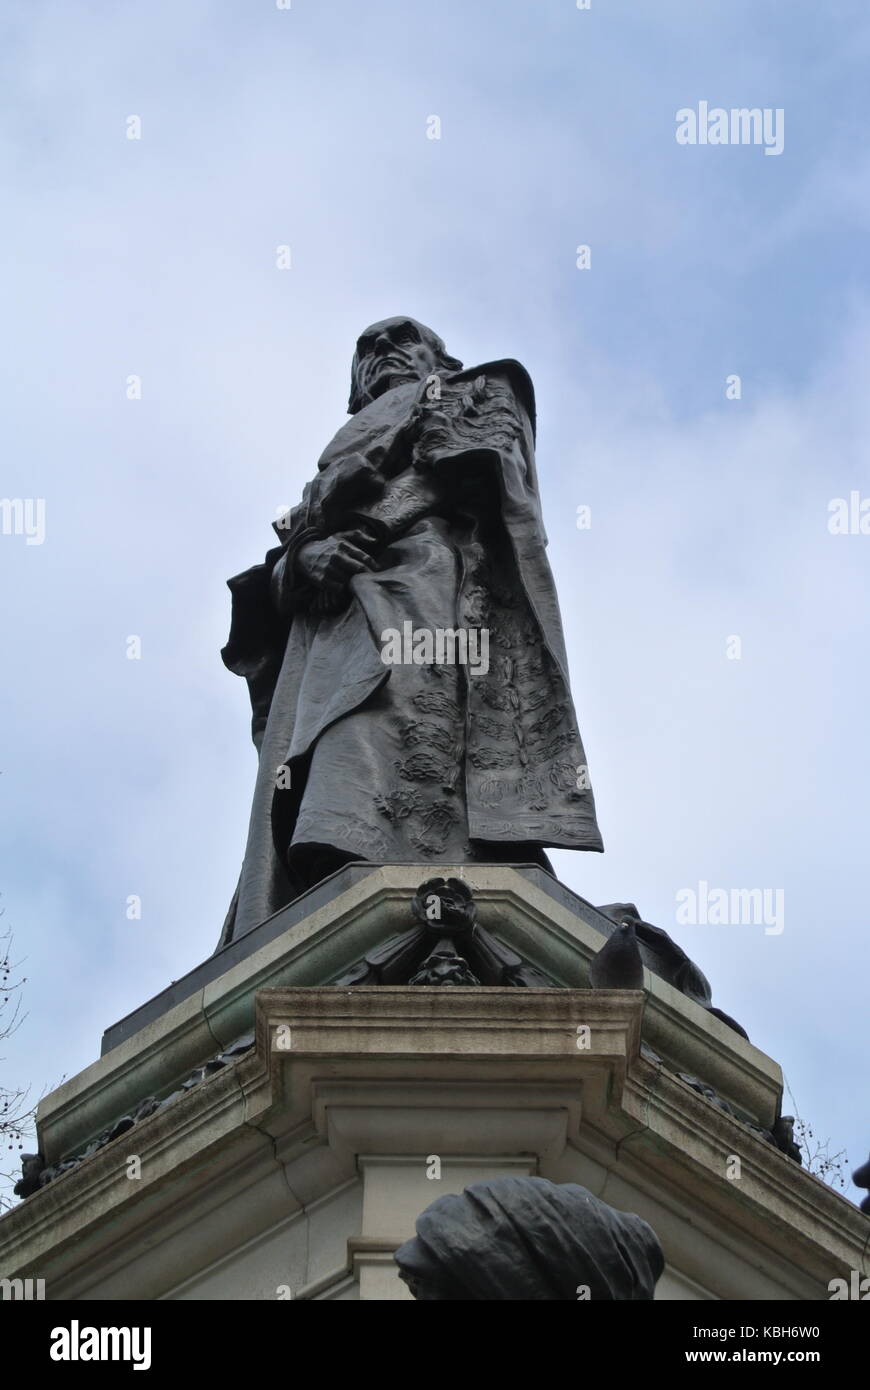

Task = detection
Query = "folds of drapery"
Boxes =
[216,362,602,949]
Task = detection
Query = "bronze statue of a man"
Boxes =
[218,318,602,946]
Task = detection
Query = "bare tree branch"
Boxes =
[783,1074,849,1191]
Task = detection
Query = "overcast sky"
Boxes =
[2,0,869,1211]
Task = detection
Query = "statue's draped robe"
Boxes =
[219,361,602,947]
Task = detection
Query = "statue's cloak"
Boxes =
[218,360,602,946]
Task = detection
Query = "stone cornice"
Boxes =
[33,867,782,1169]
[1,986,865,1299]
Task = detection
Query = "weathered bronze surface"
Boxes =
[220,319,602,946]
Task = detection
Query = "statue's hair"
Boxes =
[348,317,462,414]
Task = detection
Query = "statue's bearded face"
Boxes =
[350,318,451,410]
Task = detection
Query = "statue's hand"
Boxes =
[294,533,376,590]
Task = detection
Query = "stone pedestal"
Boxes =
[1,866,865,1300]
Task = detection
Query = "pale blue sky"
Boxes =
[2,0,869,1208]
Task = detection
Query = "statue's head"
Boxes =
[411,877,477,934]
[394,1177,665,1301]
[348,317,462,413]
